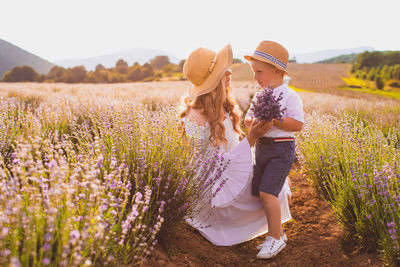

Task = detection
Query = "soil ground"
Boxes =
[145,165,382,267]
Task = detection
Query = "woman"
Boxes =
[179,44,292,249]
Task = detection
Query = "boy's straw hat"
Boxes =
[244,41,289,74]
[184,44,233,100]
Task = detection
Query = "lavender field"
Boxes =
[0,81,399,266]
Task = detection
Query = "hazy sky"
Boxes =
[1,0,399,61]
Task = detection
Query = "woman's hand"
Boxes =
[246,120,273,146]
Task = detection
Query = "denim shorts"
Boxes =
[251,141,295,197]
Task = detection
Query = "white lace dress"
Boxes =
[182,115,292,246]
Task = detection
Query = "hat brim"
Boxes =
[244,54,289,75]
[189,44,233,100]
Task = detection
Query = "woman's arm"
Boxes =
[246,120,273,146]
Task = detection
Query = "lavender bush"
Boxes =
[296,113,400,265]
[0,95,225,266]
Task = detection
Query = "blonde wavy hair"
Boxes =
[179,81,243,147]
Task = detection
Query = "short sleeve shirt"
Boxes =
[245,84,304,138]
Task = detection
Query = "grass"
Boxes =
[286,63,351,93]
[341,76,400,100]
[340,86,400,99]
[288,85,312,93]
[341,76,370,88]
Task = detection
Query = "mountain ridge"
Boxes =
[291,46,374,63]
[0,39,55,78]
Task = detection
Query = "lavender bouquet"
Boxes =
[250,88,286,122]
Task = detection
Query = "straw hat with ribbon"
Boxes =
[183,44,233,100]
[244,41,289,75]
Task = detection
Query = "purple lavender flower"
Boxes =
[387,221,397,241]
[250,88,286,122]
[69,229,80,240]
[43,243,51,251]
[42,258,50,265]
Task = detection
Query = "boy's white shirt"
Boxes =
[245,83,304,138]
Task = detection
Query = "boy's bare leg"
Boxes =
[260,191,282,240]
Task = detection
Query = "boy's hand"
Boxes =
[244,117,256,128]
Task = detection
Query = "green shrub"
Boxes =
[375,75,385,90]
[389,80,400,88]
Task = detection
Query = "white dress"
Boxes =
[182,114,292,246]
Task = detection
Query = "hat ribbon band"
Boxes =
[197,54,218,85]
[208,55,217,72]
[253,50,287,70]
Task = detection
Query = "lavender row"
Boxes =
[0,96,223,266]
[296,113,400,265]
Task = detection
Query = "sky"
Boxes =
[1,0,399,62]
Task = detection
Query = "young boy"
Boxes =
[244,41,304,259]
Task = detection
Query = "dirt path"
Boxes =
[145,165,382,267]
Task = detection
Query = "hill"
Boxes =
[231,62,351,93]
[231,63,254,81]
[318,53,359,64]
[0,39,55,78]
[292,46,374,63]
[54,48,181,71]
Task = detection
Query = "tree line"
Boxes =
[351,51,400,89]
[1,56,186,83]
[319,53,358,64]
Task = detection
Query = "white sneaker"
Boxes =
[256,236,286,259]
[257,232,287,250]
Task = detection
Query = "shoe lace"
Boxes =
[270,240,275,250]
